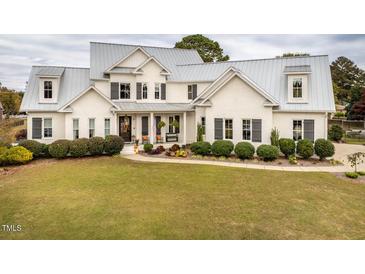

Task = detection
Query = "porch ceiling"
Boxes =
[115,102,194,112]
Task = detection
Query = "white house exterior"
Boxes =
[20,42,335,146]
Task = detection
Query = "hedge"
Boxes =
[256,144,279,161]
[234,142,255,159]
[48,139,71,158]
[211,140,234,157]
[190,141,211,156]
[69,138,89,157]
[278,138,296,158]
[296,139,314,159]
[314,139,335,160]
[104,135,124,155]
[88,137,105,155]
[19,140,44,158]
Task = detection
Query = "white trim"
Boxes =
[132,56,172,75]
[42,117,53,140]
[223,118,233,140]
[104,47,151,73]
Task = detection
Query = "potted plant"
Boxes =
[157,121,166,143]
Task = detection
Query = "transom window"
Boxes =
[293,78,303,98]
[155,83,160,99]
[293,120,303,141]
[89,118,95,138]
[43,118,52,138]
[104,118,111,136]
[120,83,130,99]
[44,81,52,99]
[142,83,148,99]
[73,119,79,140]
[242,119,251,140]
[225,119,233,139]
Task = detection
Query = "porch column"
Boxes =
[150,112,154,144]
[183,112,187,145]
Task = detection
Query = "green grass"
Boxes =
[343,137,365,145]
[1,156,365,239]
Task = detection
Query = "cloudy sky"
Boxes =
[1,34,365,91]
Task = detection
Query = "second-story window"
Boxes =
[142,83,148,99]
[188,85,193,100]
[120,83,130,99]
[155,83,160,99]
[44,81,52,99]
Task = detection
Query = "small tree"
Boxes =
[270,127,280,147]
[197,123,204,142]
[347,152,365,173]
[157,121,166,130]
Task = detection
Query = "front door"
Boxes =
[119,116,132,142]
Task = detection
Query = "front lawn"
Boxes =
[0,157,364,239]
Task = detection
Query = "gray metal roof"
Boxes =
[36,67,65,77]
[173,55,335,112]
[90,42,203,80]
[20,66,91,112]
[115,102,194,112]
[283,65,311,73]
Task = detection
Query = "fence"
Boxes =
[328,119,365,131]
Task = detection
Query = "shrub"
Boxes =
[69,138,89,157]
[15,129,27,140]
[197,124,204,142]
[143,143,153,153]
[314,139,335,160]
[19,140,44,158]
[175,150,187,157]
[211,140,234,157]
[170,144,180,152]
[49,139,70,158]
[150,145,165,155]
[234,142,255,159]
[328,125,344,142]
[104,135,124,155]
[334,112,345,118]
[345,172,359,179]
[190,141,211,156]
[288,155,298,165]
[41,143,50,157]
[357,171,365,176]
[0,147,9,166]
[296,139,314,159]
[270,127,280,147]
[256,144,279,161]
[6,146,33,165]
[88,137,105,155]
[278,138,296,158]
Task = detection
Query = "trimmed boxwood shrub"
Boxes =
[345,172,359,179]
[234,142,255,159]
[69,138,89,157]
[190,141,211,156]
[88,137,105,155]
[143,143,153,153]
[296,139,314,159]
[104,135,124,155]
[49,139,70,158]
[19,140,44,158]
[6,146,33,165]
[256,144,279,161]
[328,125,344,142]
[278,138,296,158]
[211,140,234,157]
[314,139,335,160]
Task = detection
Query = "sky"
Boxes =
[1,34,365,91]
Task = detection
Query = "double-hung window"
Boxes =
[89,118,95,138]
[168,115,180,133]
[142,83,148,99]
[120,83,130,99]
[201,117,206,134]
[188,85,193,100]
[44,81,52,99]
[242,119,251,140]
[73,119,79,140]
[293,78,303,98]
[155,83,160,99]
[104,118,110,136]
[293,120,302,141]
[43,118,52,138]
[225,119,233,139]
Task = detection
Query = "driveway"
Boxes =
[334,143,365,170]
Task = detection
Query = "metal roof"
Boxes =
[36,67,65,77]
[115,102,194,112]
[90,42,203,80]
[283,65,311,73]
[20,66,91,112]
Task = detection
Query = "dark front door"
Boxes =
[119,116,132,142]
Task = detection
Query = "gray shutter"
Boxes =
[214,118,223,140]
[136,82,142,100]
[161,83,166,100]
[304,120,315,141]
[252,119,262,142]
[32,118,42,139]
[111,82,119,100]
[142,116,149,136]
[192,84,197,99]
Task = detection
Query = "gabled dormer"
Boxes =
[284,65,311,104]
[36,67,64,104]
[104,47,151,73]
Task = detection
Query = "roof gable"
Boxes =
[105,47,150,72]
[133,56,171,75]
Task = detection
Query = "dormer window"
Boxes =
[293,78,303,98]
[44,81,53,99]
[287,75,308,103]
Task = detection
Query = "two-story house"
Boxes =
[20,42,335,147]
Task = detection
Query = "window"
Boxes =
[120,83,130,99]
[242,119,251,140]
[169,115,180,133]
[293,120,303,141]
[188,85,193,100]
[89,118,95,138]
[43,118,52,138]
[155,83,160,99]
[174,115,180,134]
[168,116,173,133]
[201,117,206,134]
[225,119,233,139]
[73,119,79,140]
[293,78,303,98]
[104,118,110,136]
[44,81,52,99]
[142,83,148,99]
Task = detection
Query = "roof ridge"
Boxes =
[90,41,198,52]
[32,65,90,70]
[177,55,329,66]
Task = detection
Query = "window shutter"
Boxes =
[192,84,197,99]
[111,82,119,100]
[142,116,149,136]
[304,120,315,141]
[161,83,166,100]
[252,119,262,142]
[214,118,223,140]
[136,82,142,100]
[32,118,42,139]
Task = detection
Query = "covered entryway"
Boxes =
[119,115,132,142]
